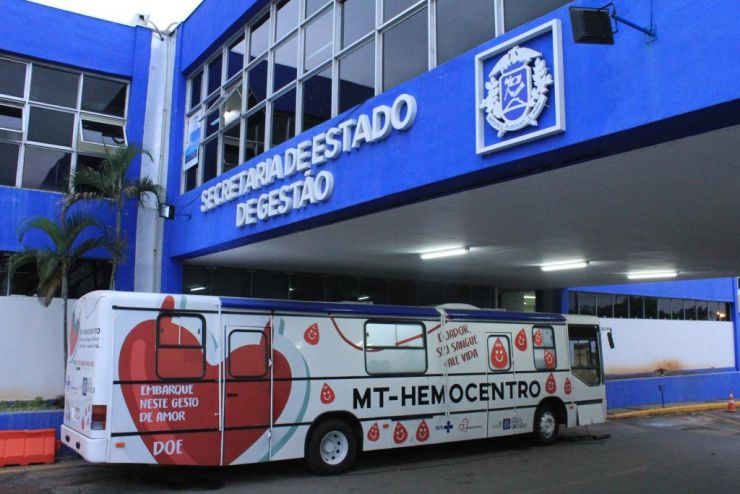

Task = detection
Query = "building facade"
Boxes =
[0,0,739,407]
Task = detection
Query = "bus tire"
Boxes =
[306,418,358,475]
[533,404,559,445]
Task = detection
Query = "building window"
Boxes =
[180,0,571,192]
[0,57,129,193]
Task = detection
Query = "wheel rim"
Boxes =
[539,411,556,438]
[319,430,349,465]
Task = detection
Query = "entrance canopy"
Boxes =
[189,125,740,289]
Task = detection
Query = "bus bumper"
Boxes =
[61,425,108,462]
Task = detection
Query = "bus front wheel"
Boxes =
[533,404,559,445]
[306,419,358,475]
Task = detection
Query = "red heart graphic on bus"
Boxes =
[544,350,556,369]
[393,422,408,444]
[415,420,430,442]
[304,323,320,345]
[545,373,557,394]
[533,328,543,347]
[320,383,335,404]
[515,329,527,351]
[367,423,380,442]
[118,296,292,466]
[490,337,509,369]
[564,377,572,395]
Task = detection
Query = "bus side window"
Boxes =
[228,330,269,378]
[365,321,427,375]
[156,313,206,380]
[532,326,557,370]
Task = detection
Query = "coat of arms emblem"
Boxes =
[480,45,553,137]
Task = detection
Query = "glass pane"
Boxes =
[382,8,428,91]
[325,276,357,301]
[0,105,23,131]
[471,285,492,308]
[304,9,333,72]
[339,41,374,113]
[577,292,596,316]
[271,88,296,147]
[629,296,644,318]
[82,76,127,117]
[206,108,220,137]
[0,59,26,98]
[0,142,19,186]
[445,284,469,304]
[157,348,204,379]
[671,299,684,320]
[190,71,203,109]
[684,299,697,320]
[418,282,444,306]
[708,301,719,321]
[211,268,249,297]
[30,65,79,108]
[27,107,75,146]
[658,298,671,319]
[207,55,222,95]
[358,278,388,304]
[22,147,71,192]
[645,297,657,319]
[342,0,375,48]
[388,279,416,306]
[289,273,325,301]
[185,165,198,191]
[302,67,332,132]
[247,59,269,107]
[437,0,495,65]
[81,120,125,146]
[223,84,242,127]
[252,271,289,299]
[614,295,628,318]
[306,0,329,18]
[503,0,570,31]
[250,15,270,60]
[384,0,417,21]
[696,300,708,320]
[203,138,218,182]
[276,0,299,41]
[366,348,425,374]
[229,331,268,377]
[223,122,241,173]
[245,107,266,159]
[596,294,614,317]
[273,35,298,92]
[228,37,246,80]
[75,154,105,193]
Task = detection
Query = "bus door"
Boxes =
[485,332,519,437]
[222,323,272,466]
[567,324,606,425]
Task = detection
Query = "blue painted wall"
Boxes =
[0,0,153,291]
[162,0,740,293]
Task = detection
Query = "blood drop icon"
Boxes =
[320,382,335,404]
[416,420,430,442]
[304,323,320,345]
[490,337,509,369]
[515,329,527,351]
[546,373,557,394]
[393,422,408,444]
[367,422,380,442]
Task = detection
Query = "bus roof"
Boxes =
[219,297,566,323]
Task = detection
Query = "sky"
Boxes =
[29,0,204,29]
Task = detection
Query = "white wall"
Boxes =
[600,318,735,376]
[0,296,72,400]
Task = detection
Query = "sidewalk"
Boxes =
[608,400,730,419]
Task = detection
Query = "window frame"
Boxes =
[568,324,602,386]
[532,325,557,371]
[228,328,270,378]
[155,312,207,381]
[363,319,428,376]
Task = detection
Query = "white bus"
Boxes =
[61,291,606,474]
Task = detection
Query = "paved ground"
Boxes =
[2,411,739,494]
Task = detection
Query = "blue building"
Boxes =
[0,0,738,408]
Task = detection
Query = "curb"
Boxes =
[608,402,727,419]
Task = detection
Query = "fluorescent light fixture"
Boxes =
[420,247,470,260]
[540,260,589,272]
[358,295,370,301]
[189,285,207,292]
[523,295,536,300]
[627,271,678,280]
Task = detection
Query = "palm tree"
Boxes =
[8,210,112,374]
[65,144,164,289]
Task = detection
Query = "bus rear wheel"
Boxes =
[533,404,559,445]
[306,419,358,475]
